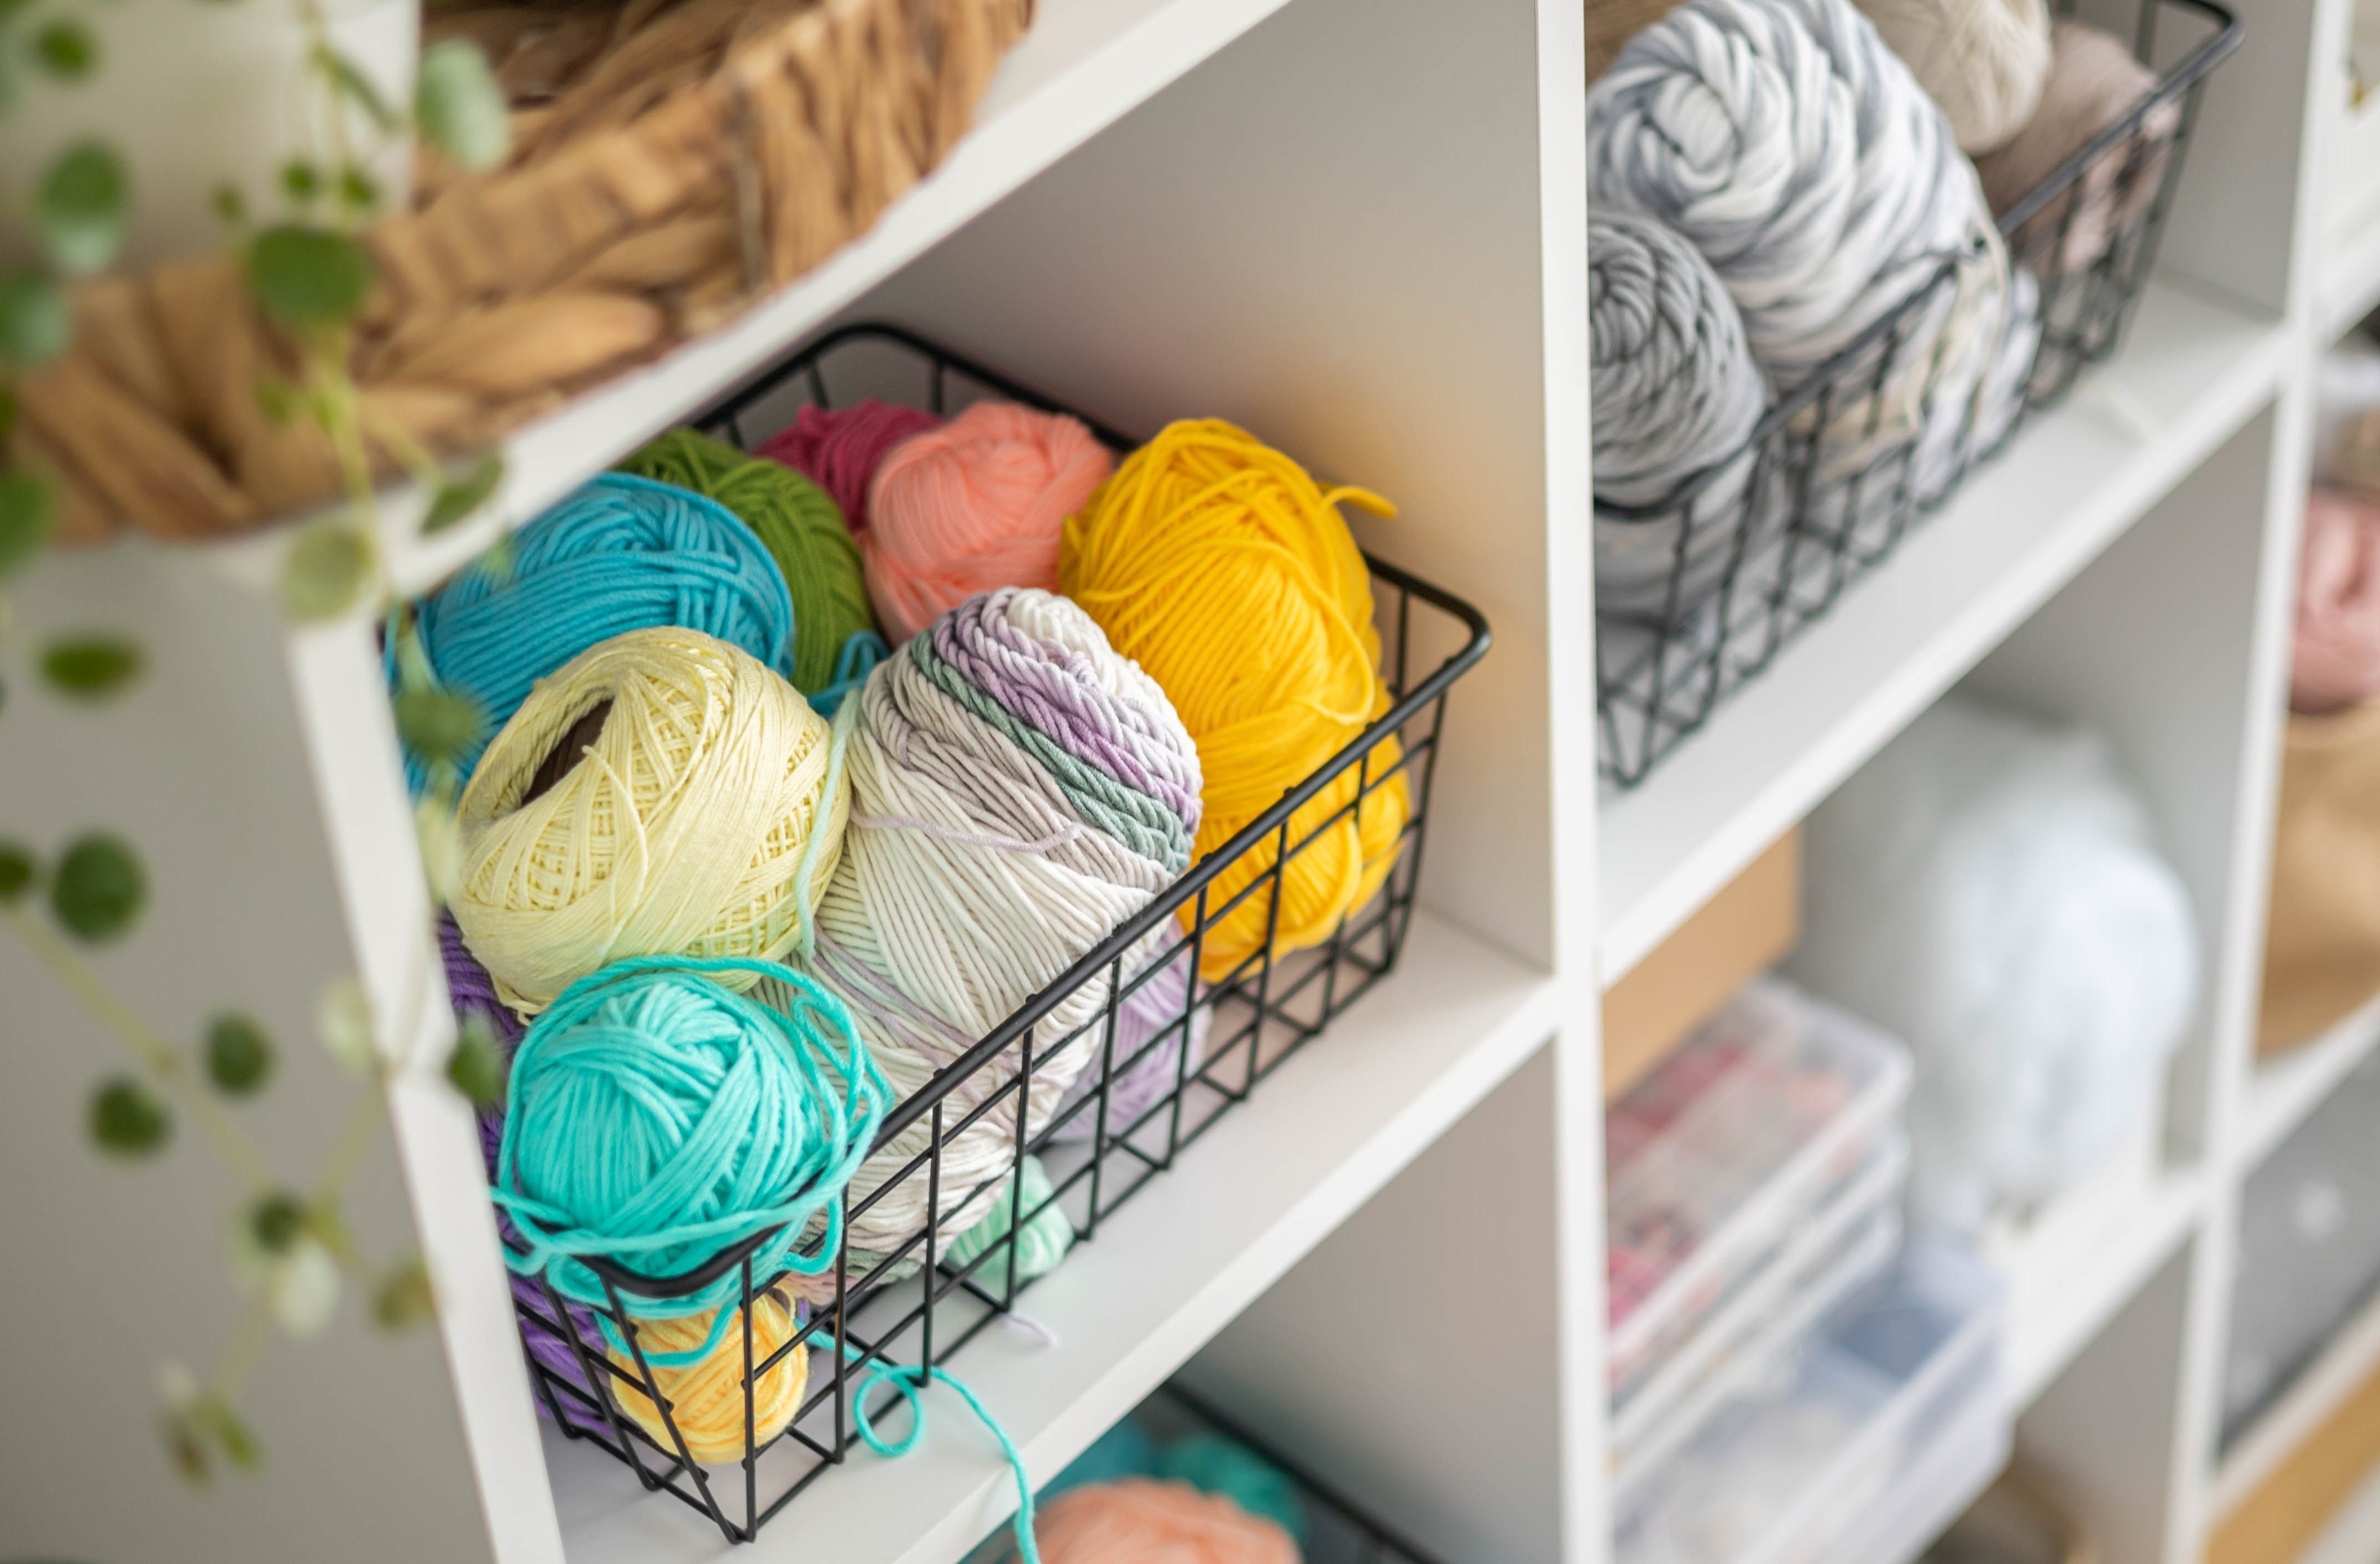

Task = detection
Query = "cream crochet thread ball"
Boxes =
[453,625,850,1013]
[1855,0,2052,154]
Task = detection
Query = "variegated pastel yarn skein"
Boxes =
[774,587,1201,1288]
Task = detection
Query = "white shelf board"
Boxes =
[542,909,1557,1564]
[2321,150,2380,340]
[209,0,1304,601]
[1597,277,2287,988]
[1995,1156,2207,1409]
[2239,993,2380,1173]
[2215,1282,2380,1516]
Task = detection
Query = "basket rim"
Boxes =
[1590,0,2242,526]
[507,321,1493,1303]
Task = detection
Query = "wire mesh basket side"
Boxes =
[1594,0,2239,789]
[506,326,1489,1541]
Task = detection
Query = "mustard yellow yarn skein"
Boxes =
[453,625,850,1012]
[1060,419,1409,982]
[608,1287,810,1464]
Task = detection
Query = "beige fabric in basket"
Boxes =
[2261,700,2380,1054]
[22,0,1032,544]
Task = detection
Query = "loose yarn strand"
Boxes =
[833,1337,1041,1564]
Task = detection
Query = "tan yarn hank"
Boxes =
[21,0,1033,545]
[2261,701,2380,1054]
[1975,21,2177,274]
[453,624,849,1013]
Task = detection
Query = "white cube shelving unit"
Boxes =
[7,0,2380,1560]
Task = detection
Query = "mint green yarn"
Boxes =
[617,429,882,702]
[492,955,889,1366]
[943,1156,1074,1284]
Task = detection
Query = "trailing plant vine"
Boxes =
[0,0,512,1484]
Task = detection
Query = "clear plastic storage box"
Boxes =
[1617,1239,2009,1564]
[1607,980,1915,1400]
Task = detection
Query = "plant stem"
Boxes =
[210,1291,277,1406]
[2,905,277,1193]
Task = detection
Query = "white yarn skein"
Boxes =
[1586,0,2006,435]
[775,589,1200,1285]
[1855,0,2052,154]
[1592,211,1779,620]
[1788,696,2199,1234]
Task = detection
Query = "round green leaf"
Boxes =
[338,166,380,214]
[415,40,511,173]
[205,1013,273,1095]
[279,159,320,203]
[280,518,371,621]
[422,450,503,535]
[0,466,56,576]
[248,1191,307,1255]
[50,832,145,941]
[445,1014,506,1107]
[39,635,142,699]
[394,687,481,765]
[373,1257,434,1330]
[91,1075,169,1157]
[0,840,35,902]
[0,267,71,369]
[246,224,371,330]
[32,19,96,79]
[35,140,129,276]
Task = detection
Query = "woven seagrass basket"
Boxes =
[23,0,1032,545]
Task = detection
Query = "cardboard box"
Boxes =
[1602,828,1801,1101]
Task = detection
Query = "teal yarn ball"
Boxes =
[1042,1417,1159,1501]
[1158,1433,1308,1545]
[492,955,889,1363]
[394,471,796,791]
[943,1155,1074,1285]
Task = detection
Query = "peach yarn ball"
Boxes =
[1021,1479,1301,1564]
[861,401,1115,643]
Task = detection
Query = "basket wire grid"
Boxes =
[1595,0,2242,789]
[500,325,1491,1541]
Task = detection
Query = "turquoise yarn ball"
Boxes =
[395,471,796,791]
[492,955,889,1364]
[1042,1418,1159,1501]
[1158,1432,1308,1545]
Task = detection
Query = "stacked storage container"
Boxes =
[1608,983,2010,1563]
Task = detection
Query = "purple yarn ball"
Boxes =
[1046,951,1209,1143]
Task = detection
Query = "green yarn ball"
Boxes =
[618,429,878,699]
[943,1155,1074,1285]
[1158,1432,1308,1545]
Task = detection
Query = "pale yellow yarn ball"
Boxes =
[1858,0,2052,154]
[452,624,850,1012]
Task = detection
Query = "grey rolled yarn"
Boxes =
[1586,0,2009,464]
[1591,210,1775,619]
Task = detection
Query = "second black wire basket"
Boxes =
[499,326,1491,1542]
[1594,0,2241,789]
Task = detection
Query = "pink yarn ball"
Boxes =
[757,399,943,535]
[2294,489,2380,715]
[861,401,1115,644]
[1023,1479,1300,1564]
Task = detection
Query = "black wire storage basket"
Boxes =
[502,325,1491,1542]
[1594,0,2241,789]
